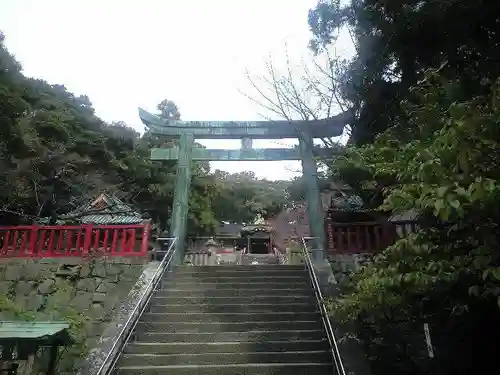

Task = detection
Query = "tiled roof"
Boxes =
[58,193,143,225]
[268,184,368,248]
[389,210,419,221]
[217,223,243,236]
[329,193,365,212]
[241,225,271,234]
[0,321,72,344]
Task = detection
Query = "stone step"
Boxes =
[151,295,315,305]
[167,276,308,283]
[172,270,307,277]
[119,351,331,367]
[114,263,332,375]
[134,330,326,343]
[240,255,281,265]
[174,265,305,272]
[135,320,323,333]
[161,281,311,289]
[154,288,313,298]
[141,312,319,323]
[115,363,333,375]
[125,340,329,354]
[149,303,317,314]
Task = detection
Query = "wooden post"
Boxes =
[298,130,325,261]
[28,226,38,256]
[169,133,194,264]
[22,354,35,375]
[139,223,151,256]
[82,224,93,256]
[47,345,59,375]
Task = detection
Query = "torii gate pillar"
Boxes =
[299,131,325,257]
[140,107,350,263]
[169,133,194,264]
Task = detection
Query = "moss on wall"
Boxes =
[0,256,148,374]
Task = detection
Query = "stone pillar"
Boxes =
[170,133,194,264]
[298,130,325,261]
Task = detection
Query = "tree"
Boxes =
[0,32,298,239]
[286,175,331,203]
[0,38,117,222]
[210,170,291,224]
[242,46,349,148]
[306,2,500,372]
[308,0,500,145]
[0,34,221,235]
[156,99,181,120]
[329,70,500,375]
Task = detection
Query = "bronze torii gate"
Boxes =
[139,108,349,262]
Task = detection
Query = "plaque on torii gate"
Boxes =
[139,107,350,262]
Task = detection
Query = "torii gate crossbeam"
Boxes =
[139,107,350,263]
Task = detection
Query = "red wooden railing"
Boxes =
[324,219,419,255]
[0,224,151,258]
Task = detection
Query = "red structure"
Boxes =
[0,224,151,258]
[324,219,418,255]
[267,182,420,256]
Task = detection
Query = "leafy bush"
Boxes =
[329,71,500,373]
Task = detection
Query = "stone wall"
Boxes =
[325,253,375,375]
[284,244,374,375]
[285,246,374,282]
[186,237,237,251]
[330,253,374,283]
[183,251,217,266]
[0,256,149,373]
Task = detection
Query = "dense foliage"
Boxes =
[0,33,293,234]
[209,170,292,224]
[309,0,500,146]
[308,1,500,374]
[332,72,500,374]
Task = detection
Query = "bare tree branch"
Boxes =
[240,67,292,120]
[0,208,37,220]
[242,44,351,148]
[33,181,40,206]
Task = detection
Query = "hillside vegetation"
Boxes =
[0,32,301,234]
[308,1,500,374]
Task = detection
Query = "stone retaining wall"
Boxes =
[330,253,374,283]
[284,245,373,375]
[0,256,149,373]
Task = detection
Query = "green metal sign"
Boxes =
[140,108,351,261]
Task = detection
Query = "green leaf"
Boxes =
[433,199,445,215]
[437,186,448,198]
[491,268,500,281]
[468,285,480,297]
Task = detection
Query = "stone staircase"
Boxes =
[114,264,334,374]
[239,253,280,265]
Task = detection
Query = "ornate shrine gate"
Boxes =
[139,108,349,262]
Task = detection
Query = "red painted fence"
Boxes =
[0,224,151,258]
[324,219,419,255]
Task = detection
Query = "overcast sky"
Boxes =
[0,0,353,180]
